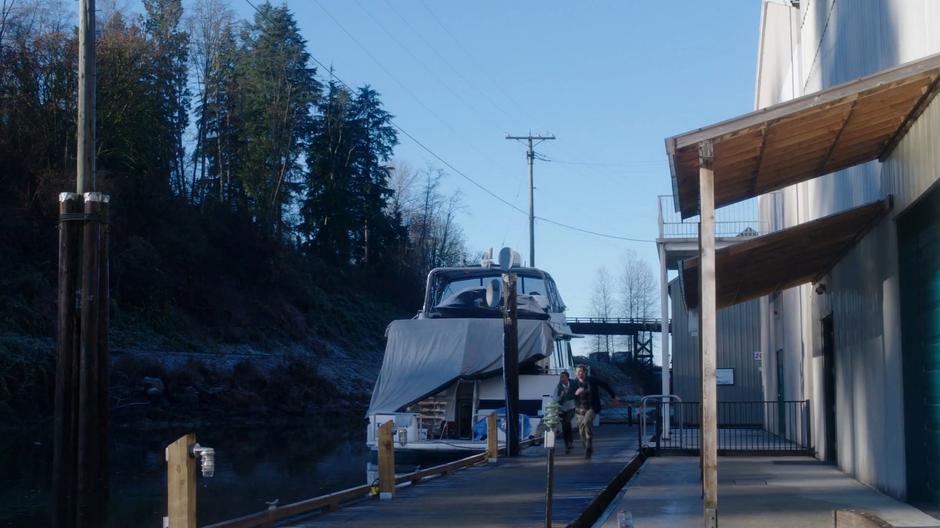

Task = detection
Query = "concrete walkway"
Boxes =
[597,456,940,528]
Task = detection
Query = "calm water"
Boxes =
[0,417,372,527]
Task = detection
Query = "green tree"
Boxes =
[143,0,190,198]
[190,6,241,206]
[302,79,355,262]
[235,2,320,238]
[347,85,399,266]
[187,0,234,204]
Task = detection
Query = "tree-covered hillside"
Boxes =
[0,0,469,423]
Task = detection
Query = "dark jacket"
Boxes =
[574,376,616,413]
[556,380,576,411]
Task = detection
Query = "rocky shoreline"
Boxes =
[0,334,382,429]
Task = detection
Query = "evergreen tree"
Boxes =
[194,21,241,207]
[187,0,234,204]
[302,79,355,263]
[143,0,190,198]
[347,85,399,266]
[235,2,320,238]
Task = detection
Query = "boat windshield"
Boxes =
[438,274,548,302]
[428,269,567,314]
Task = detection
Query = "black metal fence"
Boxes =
[640,400,812,454]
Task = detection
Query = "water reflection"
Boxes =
[0,417,370,527]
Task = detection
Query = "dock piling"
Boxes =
[377,421,395,500]
[53,193,82,528]
[487,414,498,462]
[166,434,197,528]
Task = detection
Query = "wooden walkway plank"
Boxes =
[285,425,638,528]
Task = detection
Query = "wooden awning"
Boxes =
[681,198,892,309]
[666,53,940,218]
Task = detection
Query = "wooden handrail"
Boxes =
[201,435,541,528]
[396,451,488,485]
[202,484,373,528]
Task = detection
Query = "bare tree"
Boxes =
[0,0,15,49]
[619,249,657,352]
[391,162,469,277]
[186,0,234,203]
[620,250,656,319]
[590,266,615,354]
[0,0,72,45]
[388,160,419,216]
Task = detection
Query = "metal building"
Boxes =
[753,0,940,508]
[669,277,762,411]
[663,0,940,514]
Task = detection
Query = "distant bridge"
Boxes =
[566,317,670,335]
[566,317,671,366]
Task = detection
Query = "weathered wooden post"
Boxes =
[377,421,395,500]
[699,140,718,527]
[487,413,498,462]
[54,0,108,523]
[502,268,520,457]
[76,192,109,526]
[53,192,82,528]
[96,196,110,458]
[166,434,197,528]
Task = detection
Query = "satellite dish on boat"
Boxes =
[485,279,502,308]
[498,247,520,271]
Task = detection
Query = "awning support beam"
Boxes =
[698,140,718,527]
[878,73,940,160]
[817,96,859,174]
[659,242,671,439]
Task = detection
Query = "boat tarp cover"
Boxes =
[367,318,554,415]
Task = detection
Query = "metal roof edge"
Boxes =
[665,137,681,213]
[666,51,940,151]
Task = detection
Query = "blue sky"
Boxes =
[110,0,764,358]
[226,0,761,356]
[232,1,764,357]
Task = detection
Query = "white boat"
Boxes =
[365,254,577,458]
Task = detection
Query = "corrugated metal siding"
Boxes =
[670,278,763,411]
[756,0,940,500]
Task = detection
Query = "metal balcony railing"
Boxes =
[658,195,767,239]
[640,400,813,454]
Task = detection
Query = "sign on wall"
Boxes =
[716,368,735,386]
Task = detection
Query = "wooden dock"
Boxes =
[286,424,639,527]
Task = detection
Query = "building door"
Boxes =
[821,314,837,463]
[898,183,940,507]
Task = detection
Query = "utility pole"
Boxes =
[54,1,110,526]
[77,0,96,194]
[506,134,555,267]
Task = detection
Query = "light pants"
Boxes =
[576,409,595,451]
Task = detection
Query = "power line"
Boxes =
[539,156,665,167]
[240,0,652,244]
[351,0,485,119]
[379,0,521,125]
[311,0,472,143]
[418,0,536,124]
[247,0,525,214]
[312,0,516,183]
[535,216,654,243]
